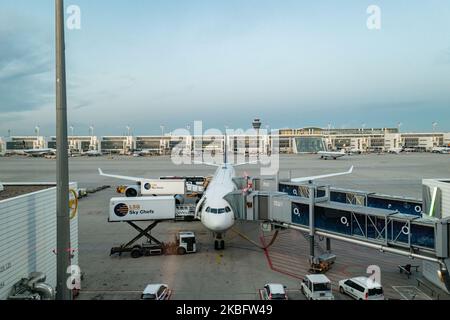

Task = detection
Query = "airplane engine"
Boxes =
[125,185,141,197]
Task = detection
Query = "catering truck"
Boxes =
[116,179,186,198]
[108,196,197,258]
[109,196,196,222]
[110,196,179,222]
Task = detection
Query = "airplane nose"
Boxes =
[204,213,233,232]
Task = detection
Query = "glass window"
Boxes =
[218,208,225,214]
[225,207,231,212]
[313,282,331,291]
[368,288,383,296]
[157,286,166,297]
[206,207,211,213]
[211,208,218,214]
[141,294,156,300]
[354,284,365,292]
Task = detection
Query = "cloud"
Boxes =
[0,13,53,114]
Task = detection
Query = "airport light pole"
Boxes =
[55,0,72,300]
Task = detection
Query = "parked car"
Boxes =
[262,284,288,300]
[141,284,171,300]
[300,275,334,300]
[338,277,384,300]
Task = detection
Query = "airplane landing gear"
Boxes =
[214,234,225,250]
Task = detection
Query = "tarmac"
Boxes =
[1,152,449,300]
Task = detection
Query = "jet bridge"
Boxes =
[226,181,450,293]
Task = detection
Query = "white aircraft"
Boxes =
[23,148,56,157]
[83,150,102,157]
[99,146,354,250]
[318,150,346,160]
[432,147,450,154]
[388,148,403,154]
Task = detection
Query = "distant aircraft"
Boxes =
[432,147,450,154]
[348,148,363,155]
[23,148,56,157]
[388,148,403,154]
[83,150,102,157]
[99,141,354,250]
[318,150,346,160]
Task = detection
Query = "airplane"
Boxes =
[432,147,450,154]
[387,147,403,154]
[348,148,363,155]
[318,150,346,160]
[22,148,56,157]
[83,150,103,157]
[98,144,354,250]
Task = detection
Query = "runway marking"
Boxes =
[392,286,432,300]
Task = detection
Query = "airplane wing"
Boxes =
[290,166,354,183]
[98,168,144,181]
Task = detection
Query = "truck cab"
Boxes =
[177,232,196,255]
[300,275,334,300]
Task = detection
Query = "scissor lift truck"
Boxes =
[110,221,164,258]
[109,196,197,258]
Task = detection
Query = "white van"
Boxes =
[338,277,384,300]
[300,275,334,300]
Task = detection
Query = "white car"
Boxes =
[300,275,334,300]
[338,277,384,300]
[262,284,288,300]
[141,284,171,300]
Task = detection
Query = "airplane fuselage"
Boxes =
[198,164,236,235]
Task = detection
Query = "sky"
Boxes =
[0,0,449,136]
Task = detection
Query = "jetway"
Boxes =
[226,180,450,293]
[279,182,423,216]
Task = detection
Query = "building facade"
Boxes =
[1,127,449,155]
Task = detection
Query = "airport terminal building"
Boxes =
[1,127,449,155]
